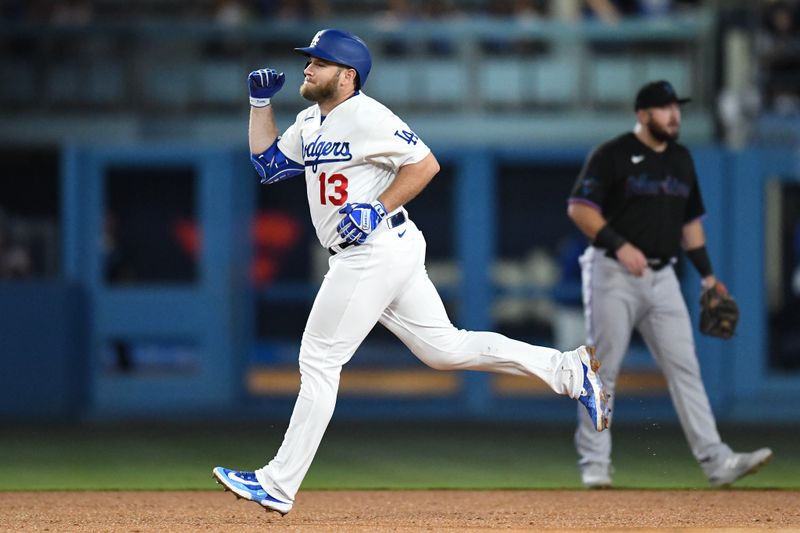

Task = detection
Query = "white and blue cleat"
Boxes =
[212,466,292,515]
[577,345,611,432]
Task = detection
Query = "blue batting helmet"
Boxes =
[294,29,372,89]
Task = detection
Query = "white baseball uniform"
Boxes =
[254,91,588,503]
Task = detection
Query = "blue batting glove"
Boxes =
[248,68,285,107]
[336,201,387,245]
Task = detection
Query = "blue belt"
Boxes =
[328,211,406,256]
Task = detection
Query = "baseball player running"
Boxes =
[568,80,772,489]
[212,28,609,515]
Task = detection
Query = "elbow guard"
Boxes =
[251,139,304,184]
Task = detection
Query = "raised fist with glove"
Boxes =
[336,201,387,245]
[699,281,739,339]
[248,68,285,107]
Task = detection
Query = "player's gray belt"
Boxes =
[328,211,406,256]
[601,248,676,271]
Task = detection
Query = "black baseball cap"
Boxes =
[634,80,691,110]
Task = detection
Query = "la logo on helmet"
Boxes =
[310,31,323,47]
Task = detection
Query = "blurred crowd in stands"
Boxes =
[3,1,797,115]
[757,0,800,114]
[0,208,34,279]
[0,0,706,25]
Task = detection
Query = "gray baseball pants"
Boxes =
[575,246,732,476]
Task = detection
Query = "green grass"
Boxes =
[0,422,797,490]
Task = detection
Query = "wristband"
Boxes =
[594,224,626,252]
[686,245,713,277]
[250,97,271,108]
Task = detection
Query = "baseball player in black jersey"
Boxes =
[567,80,772,488]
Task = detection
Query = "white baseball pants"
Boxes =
[256,215,586,502]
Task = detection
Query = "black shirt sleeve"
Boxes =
[569,144,614,212]
[683,155,706,223]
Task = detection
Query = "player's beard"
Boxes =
[299,70,342,102]
[647,119,680,143]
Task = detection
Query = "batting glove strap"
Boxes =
[250,97,271,108]
[370,201,388,222]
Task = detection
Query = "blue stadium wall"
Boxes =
[1,144,798,423]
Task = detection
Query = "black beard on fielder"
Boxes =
[647,119,680,143]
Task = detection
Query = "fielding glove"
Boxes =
[248,68,285,107]
[336,201,387,245]
[699,282,739,339]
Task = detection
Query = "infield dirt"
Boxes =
[2,490,799,531]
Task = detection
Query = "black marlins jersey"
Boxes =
[569,132,705,259]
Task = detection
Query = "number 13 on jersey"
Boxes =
[318,172,348,206]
